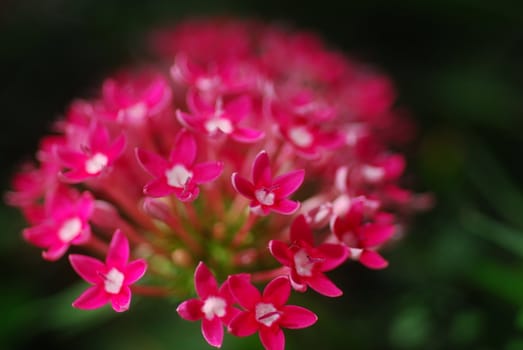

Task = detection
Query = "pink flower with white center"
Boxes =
[331,196,396,269]
[177,90,264,142]
[69,229,147,312]
[136,129,223,201]
[101,70,172,125]
[23,190,94,261]
[57,123,126,183]
[231,150,304,215]
[269,214,348,297]
[177,262,240,348]
[228,275,318,350]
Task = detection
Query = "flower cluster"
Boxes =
[6,17,431,349]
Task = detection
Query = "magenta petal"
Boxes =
[23,225,57,247]
[135,148,168,177]
[259,326,285,350]
[90,123,110,151]
[280,305,318,329]
[228,274,260,309]
[170,130,197,167]
[268,240,292,267]
[232,127,265,143]
[112,285,131,312]
[195,262,218,299]
[252,150,272,186]
[224,95,252,122]
[289,215,313,245]
[106,230,129,268]
[192,162,223,184]
[272,199,300,215]
[307,273,343,297]
[144,178,175,197]
[106,133,127,160]
[202,316,224,348]
[69,254,105,283]
[42,243,69,261]
[231,173,255,198]
[263,276,290,307]
[72,286,109,310]
[360,224,395,247]
[359,250,388,269]
[273,169,305,198]
[228,311,259,337]
[59,169,90,183]
[317,243,349,271]
[177,299,204,321]
[125,259,147,284]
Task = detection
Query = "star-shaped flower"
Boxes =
[231,150,304,215]
[136,129,223,201]
[69,229,147,312]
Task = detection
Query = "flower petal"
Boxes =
[307,272,343,297]
[259,326,285,350]
[72,285,108,310]
[111,285,131,312]
[360,223,395,248]
[177,298,204,321]
[170,130,197,167]
[231,173,254,198]
[289,214,313,245]
[232,127,265,143]
[135,148,168,177]
[268,240,292,267]
[224,95,252,122]
[272,199,300,215]
[192,162,223,184]
[262,276,290,307]
[125,259,147,284]
[69,254,105,284]
[280,305,318,329]
[144,178,175,197]
[202,316,224,348]
[195,261,218,298]
[359,250,388,269]
[228,311,258,337]
[228,274,260,309]
[316,243,349,271]
[106,229,129,268]
[273,169,305,198]
[252,150,271,187]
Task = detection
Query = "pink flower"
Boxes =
[331,196,395,269]
[136,129,223,201]
[231,150,304,215]
[228,275,318,350]
[57,123,126,183]
[23,189,94,261]
[177,262,240,348]
[69,229,147,312]
[177,91,264,143]
[269,214,348,297]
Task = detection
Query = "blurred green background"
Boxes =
[1,0,523,349]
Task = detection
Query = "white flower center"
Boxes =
[349,248,364,260]
[196,77,219,91]
[58,217,82,242]
[255,189,275,206]
[205,118,233,134]
[165,164,193,188]
[361,165,384,183]
[294,249,315,277]
[85,153,109,174]
[104,267,125,294]
[201,296,227,320]
[119,102,147,123]
[255,302,281,327]
[289,126,313,148]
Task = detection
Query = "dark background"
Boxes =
[1,1,523,349]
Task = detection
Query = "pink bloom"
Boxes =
[177,90,264,142]
[269,214,348,297]
[69,229,147,312]
[331,196,395,269]
[231,150,304,215]
[228,275,318,350]
[57,123,126,183]
[23,189,94,261]
[136,129,223,201]
[177,262,240,348]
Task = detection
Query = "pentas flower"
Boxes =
[228,275,317,350]
[269,214,348,297]
[69,229,147,312]
[177,262,240,348]
[232,150,304,215]
[6,17,431,349]
[136,129,223,201]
